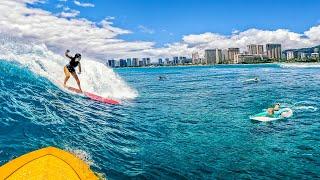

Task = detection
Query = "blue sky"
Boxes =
[33,0,320,47]
[2,0,318,59]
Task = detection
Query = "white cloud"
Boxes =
[0,0,153,60]
[232,29,240,34]
[58,9,80,18]
[56,4,63,8]
[63,6,70,11]
[138,25,155,34]
[140,27,320,58]
[0,0,320,61]
[19,0,46,4]
[73,0,94,7]
[305,25,320,42]
[181,28,317,52]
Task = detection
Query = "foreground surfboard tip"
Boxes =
[0,146,98,180]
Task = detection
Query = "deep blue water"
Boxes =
[1,60,320,179]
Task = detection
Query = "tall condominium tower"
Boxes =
[228,48,240,63]
[205,49,215,64]
[132,58,139,67]
[126,58,132,67]
[247,44,264,55]
[192,52,200,64]
[266,44,281,60]
[204,49,222,64]
[215,49,222,64]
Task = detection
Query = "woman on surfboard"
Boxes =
[64,50,82,92]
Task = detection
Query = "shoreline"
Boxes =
[112,61,320,69]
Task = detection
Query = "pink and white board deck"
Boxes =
[67,86,120,105]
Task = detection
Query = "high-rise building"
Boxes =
[132,58,139,67]
[228,48,240,63]
[173,57,179,65]
[204,49,222,64]
[146,58,151,65]
[266,44,281,60]
[158,58,163,65]
[126,58,132,67]
[179,57,187,64]
[165,58,170,65]
[222,49,229,64]
[119,59,127,67]
[199,58,205,64]
[179,57,183,64]
[115,60,120,67]
[107,59,116,67]
[247,44,264,55]
[257,45,264,55]
[204,49,215,64]
[216,49,222,64]
[142,58,147,66]
[138,60,144,67]
[192,52,200,64]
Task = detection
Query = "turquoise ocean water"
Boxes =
[0,61,319,179]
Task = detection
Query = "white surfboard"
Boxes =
[250,108,293,122]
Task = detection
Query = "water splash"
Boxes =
[0,35,138,100]
[279,63,320,69]
[293,101,318,112]
[66,147,95,166]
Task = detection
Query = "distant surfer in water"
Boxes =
[158,76,167,80]
[64,50,82,92]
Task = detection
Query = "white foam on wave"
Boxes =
[279,63,320,69]
[294,106,318,112]
[293,101,318,112]
[0,35,138,100]
[65,147,95,166]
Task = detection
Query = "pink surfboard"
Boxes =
[67,86,120,105]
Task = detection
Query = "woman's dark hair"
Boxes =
[75,53,81,58]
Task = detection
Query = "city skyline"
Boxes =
[1,0,320,61]
[106,42,320,68]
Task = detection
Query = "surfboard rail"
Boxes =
[67,86,120,105]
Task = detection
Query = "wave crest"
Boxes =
[0,35,138,99]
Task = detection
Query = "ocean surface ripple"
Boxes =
[1,62,320,179]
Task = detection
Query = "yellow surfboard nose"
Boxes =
[0,147,98,180]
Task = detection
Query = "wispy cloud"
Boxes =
[73,0,94,7]
[56,4,63,8]
[58,9,80,18]
[63,6,71,11]
[55,2,79,18]
[138,25,155,34]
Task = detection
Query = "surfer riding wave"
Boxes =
[64,50,82,93]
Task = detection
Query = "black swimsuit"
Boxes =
[66,57,79,73]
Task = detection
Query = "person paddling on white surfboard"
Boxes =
[64,49,83,93]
